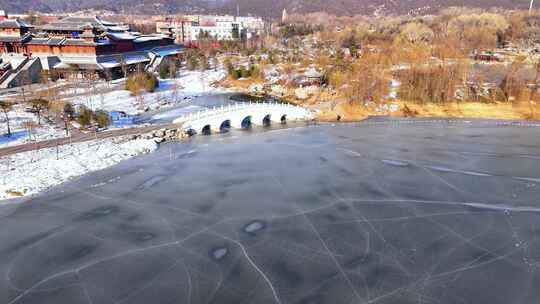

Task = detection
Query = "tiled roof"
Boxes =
[41,22,90,32]
[0,36,24,43]
[27,37,98,47]
[40,16,119,33]
[27,37,50,45]
[47,37,66,46]
[64,39,96,46]
[107,32,137,41]
[0,33,31,43]
[0,19,32,29]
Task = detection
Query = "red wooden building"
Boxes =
[0,16,175,57]
[0,19,32,54]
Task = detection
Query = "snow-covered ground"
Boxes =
[0,136,157,200]
[0,68,227,149]
[67,69,227,116]
[0,105,66,148]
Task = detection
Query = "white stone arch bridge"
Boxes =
[173,102,314,134]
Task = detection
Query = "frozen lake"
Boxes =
[1,118,540,303]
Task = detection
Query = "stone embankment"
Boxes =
[133,128,190,143]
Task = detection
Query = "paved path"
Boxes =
[0,123,177,157]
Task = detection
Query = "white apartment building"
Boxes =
[157,15,264,43]
[190,20,240,41]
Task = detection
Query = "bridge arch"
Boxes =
[263,114,271,127]
[219,120,231,132]
[241,116,252,129]
[201,124,211,135]
[186,128,196,136]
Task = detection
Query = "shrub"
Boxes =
[187,56,199,70]
[125,72,159,95]
[93,110,111,128]
[249,65,261,79]
[240,67,250,78]
[200,54,209,70]
[228,64,260,80]
[77,105,93,127]
[159,63,169,79]
[63,102,74,119]
[144,73,158,93]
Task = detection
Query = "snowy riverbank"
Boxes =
[0,137,157,200]
[0,68,229,200]
[0,68,227,150]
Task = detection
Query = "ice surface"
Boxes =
[1,119,540,304]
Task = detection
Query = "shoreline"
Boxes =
[0,136,158,201]
[309,100,540,122]
[3,116,539,202]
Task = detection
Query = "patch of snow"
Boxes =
[376,103,399,113]
[388,79,402,99]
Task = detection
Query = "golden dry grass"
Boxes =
[312,100,540,121]
[315,102,370,121]
[392,101,540,120]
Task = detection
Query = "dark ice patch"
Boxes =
[196,203,216,214]
[131,231,156,242]
[76,205,119,221]
[243,220,266,234]
[211,247,228,260]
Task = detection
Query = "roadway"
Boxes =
[0,123,177,158]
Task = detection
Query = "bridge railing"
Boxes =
[174,102,305,123]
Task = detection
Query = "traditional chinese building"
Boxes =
[0,14,181,81]
[0,19,33,54]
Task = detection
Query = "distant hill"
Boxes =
[0,0,218,15]
[220,0,530,17]
[0,0,531,16]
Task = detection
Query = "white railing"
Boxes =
[174,102,301,123]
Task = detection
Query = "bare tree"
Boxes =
[28,98,49,125]
[116,55,128,78]
[104,69,113,88]
[398,22,434,45]
[0,101,14,137]
[63,102,74,136]
[22,120,38,141]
